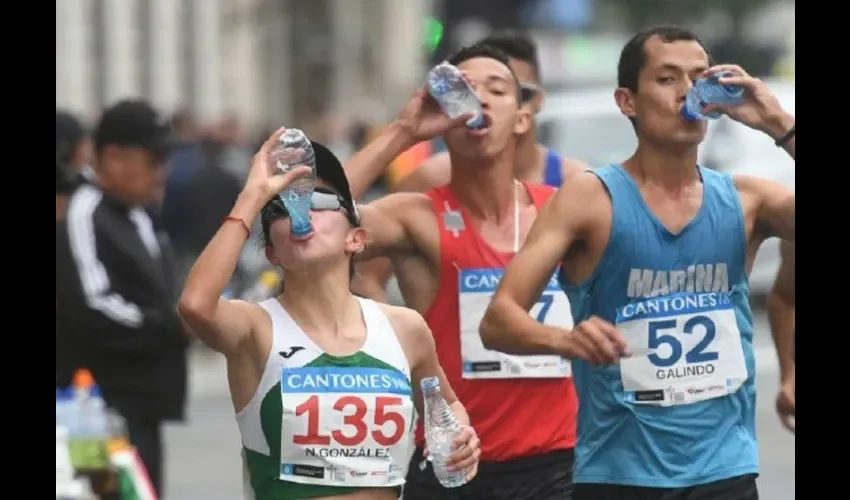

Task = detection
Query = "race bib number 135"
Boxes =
[279,366,413,487]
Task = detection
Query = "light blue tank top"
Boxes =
[559,164,758,488]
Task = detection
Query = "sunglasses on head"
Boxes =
[520,83,540,103]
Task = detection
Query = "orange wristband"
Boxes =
[224,216,250,238]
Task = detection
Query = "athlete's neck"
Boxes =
[623,141,700,191]
[448,149,517,222]
[513,134,545,181]
[279,263,359,335]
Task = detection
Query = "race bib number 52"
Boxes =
[616,292,748,407]
[279,366,413,487]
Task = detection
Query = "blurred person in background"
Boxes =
[56,110,90,219]
[351,31,588,303]
[161,108,205,273]
[342,44,578,500]
[57,163,76,220]
[178,130,478,500]
[480,26,795,500]
[56,99,189,497]
[768,240,795,433]
[56,110,93,177]
[214,114,254,182]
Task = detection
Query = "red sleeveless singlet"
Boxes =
[416,182,578,462]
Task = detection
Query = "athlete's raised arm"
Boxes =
[703,64,795,161]
[178,130,310,355]
[350,153,451,301]
[343,89,469,199]
[354,193,432,261]
[481,173,628,364]
[394,152,452,193]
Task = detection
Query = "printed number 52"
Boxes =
[533,294,554,323]
[293,395,405,447]
[648,315,719,368]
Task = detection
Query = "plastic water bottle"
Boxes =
[269,129,316,239]
[426,62,486,130]
[681,71,745,121]
[57,425,75,488]
[57,388,74,427]
[420,376,468,488]
[69,371,110,471]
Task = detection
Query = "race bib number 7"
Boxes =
[459,268,573,379]
[279,366,413,487]
[616,292,748,407]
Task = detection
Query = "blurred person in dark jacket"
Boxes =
[55,99,189,497]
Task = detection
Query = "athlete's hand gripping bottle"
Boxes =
[421,376,468,488]
[426,62,486,130]
[681,71,745,121]
[269,129,317,239]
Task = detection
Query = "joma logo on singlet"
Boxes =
[626,264,729,299]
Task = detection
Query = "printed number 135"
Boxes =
[293,395,406,447]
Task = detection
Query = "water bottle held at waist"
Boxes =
[426,62,486,130]
[681,71,745,121]
[270,129,317,239]
[420,376,468,488]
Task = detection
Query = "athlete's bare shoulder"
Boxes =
[378,302,434,356]
[379,302,428,333]
[560,156,591,181]
[395,153,452,193]
[553,169,609,213]
[731,173,794,241]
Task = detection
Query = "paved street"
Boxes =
[164,312,794,500]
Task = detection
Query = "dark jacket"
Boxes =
[56,180,188,422]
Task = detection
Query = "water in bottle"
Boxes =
[426,62,486,130]
[420,376,468,488]
[269,129,317,239]
[681,71,745,121]
[69,369,110,471]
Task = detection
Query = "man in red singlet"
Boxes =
[341,44,577,499]
[351,30,588,303]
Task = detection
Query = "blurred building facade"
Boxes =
[56,0,429,129]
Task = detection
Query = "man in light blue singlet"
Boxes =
[481,26,796,500]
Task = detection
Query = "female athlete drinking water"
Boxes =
[179,129,480,500]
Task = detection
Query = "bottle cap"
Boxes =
[680,105,700,122]
[73,368,95,389]
[420,376,441,391]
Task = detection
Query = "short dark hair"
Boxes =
[447,43,521,102]
[617,26,711,128]
[617,25,710,92]
[478,30,540,81]
[56,110,87,170]
[94,99,174,160]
